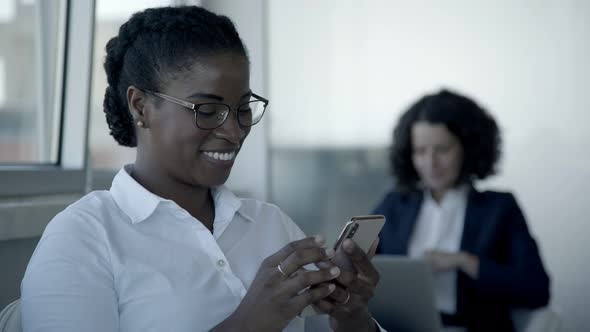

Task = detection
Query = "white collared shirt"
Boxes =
[408,186,468,314]
[22,166,332,332]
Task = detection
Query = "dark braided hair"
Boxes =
[390,89,502,191]
[103,6,247,146]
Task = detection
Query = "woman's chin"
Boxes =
[192,170,232,188]
[426,180,453,193]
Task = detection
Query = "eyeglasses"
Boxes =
[144,90,268,130]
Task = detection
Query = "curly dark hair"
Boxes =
[390,89,502,191]
[103,6,247,147]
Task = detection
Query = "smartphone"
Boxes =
[332,215,386,271]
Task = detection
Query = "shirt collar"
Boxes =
[110,165,252,227]
[110,165,165,224]
[424,184,469,208]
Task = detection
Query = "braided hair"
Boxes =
[390,89,502,191]
[103,6,247,147]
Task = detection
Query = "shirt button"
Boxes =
[217,259,226,267]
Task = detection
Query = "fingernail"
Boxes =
[328,284,336,292]
[315,234,326,246]
[325,248,335,257]
[330,267,340,277]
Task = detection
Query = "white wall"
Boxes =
[268,1,590,330]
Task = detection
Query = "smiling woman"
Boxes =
[20,5,384,332]
[125,53,256,216]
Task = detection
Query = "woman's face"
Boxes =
[411,122,463,193]
[141,53,251,188]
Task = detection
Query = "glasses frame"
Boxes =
[144,89,269,130]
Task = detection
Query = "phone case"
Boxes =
[333,215,385,252]
[332,215,386,271]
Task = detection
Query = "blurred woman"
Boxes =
[374,89,550,332]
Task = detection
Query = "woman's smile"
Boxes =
[201,149,237,165]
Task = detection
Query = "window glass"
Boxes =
[0,0,66,164]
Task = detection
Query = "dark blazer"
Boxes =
[373,188,550,332]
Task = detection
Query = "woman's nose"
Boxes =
[425,150,440,169]
[216,110,246,143]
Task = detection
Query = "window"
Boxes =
[0,0,66,164]
[0,0,95,196]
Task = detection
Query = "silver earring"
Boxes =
[137,120,145,128]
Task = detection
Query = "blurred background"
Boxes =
[1,0,589,330]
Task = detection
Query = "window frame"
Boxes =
[0,0,96,197]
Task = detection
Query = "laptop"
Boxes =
[369,255,448,332]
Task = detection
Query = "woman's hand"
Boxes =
[314,239,381,332]
[424,250,479,279]
[212,236,340,332]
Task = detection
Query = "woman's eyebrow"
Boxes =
[187,92,224,101]
[187,91,252,101]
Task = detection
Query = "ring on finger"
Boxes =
[335,290,351,305]
[277,263,289,278]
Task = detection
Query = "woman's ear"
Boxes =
[127,86,149,128]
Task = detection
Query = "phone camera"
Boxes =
[347,224,359,238]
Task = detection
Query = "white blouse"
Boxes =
[408,186,468,314]
[22,165,329,332]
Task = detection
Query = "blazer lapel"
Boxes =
[397,191,422,254]
[460,187,484,252]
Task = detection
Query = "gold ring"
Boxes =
[277,263,289,277]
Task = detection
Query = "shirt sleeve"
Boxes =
[275,206,307,242]
[21,210,118,332]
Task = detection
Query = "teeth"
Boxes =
[203,151,235,161]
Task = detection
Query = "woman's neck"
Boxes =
[429,189,447,204]
[130,162,215,231]
[428,183,468,204]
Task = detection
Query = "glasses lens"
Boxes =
[237,101,266,127]
[196,103,230,129]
